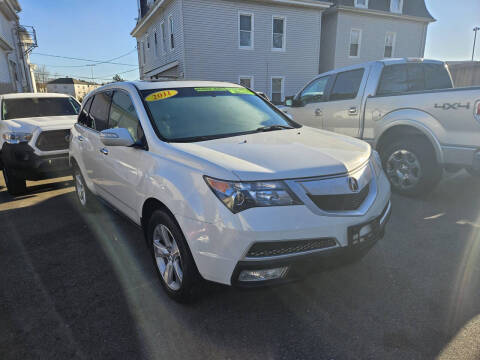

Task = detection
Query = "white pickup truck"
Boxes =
[0,93,80,195]
[282,59,480,196]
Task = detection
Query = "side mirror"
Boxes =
[285,99,293,107]
[100,128,135,147]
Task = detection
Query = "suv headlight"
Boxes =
[2,132,33,144]
[204,177,303,213]
[371,150,384,177]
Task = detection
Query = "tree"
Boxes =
[112,74,125,82]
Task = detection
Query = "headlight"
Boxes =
[204,176,303,213]
[2,132,33,144]
[371,150,383,177]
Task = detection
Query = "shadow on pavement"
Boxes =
[0,171,479,359]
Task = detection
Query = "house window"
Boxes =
[161,21,167,54]
[168,15,174,50]
[384,32,396,58]
[390,0,403,13]
[154,32,158,57]
[349,29,361,58]
[9,60,18,81]
[354,0,368,8]
[272,16,285,51]
[271,77,284,105]
[239,76,253,89]
[147,34,150,50]
[239,13,253,49]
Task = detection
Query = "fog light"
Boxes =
[238,267,289,282]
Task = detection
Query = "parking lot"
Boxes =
[1,170,479,360]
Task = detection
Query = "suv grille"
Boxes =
[246,238,337,258]
[308,184,370,211]
[36,130,70,151]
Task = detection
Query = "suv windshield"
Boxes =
[2,97,80,120]
[141,87,299,142]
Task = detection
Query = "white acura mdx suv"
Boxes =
[69,81,391,302]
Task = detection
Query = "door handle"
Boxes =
[348,107,358,115]
[99,148,109,156]
[77,135,85,142]
[315,108,323,116]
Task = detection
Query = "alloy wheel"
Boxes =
[153,224,183,291]
[386,149,422,190]
[75,172,87,206]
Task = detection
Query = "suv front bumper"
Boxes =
[231,201,391,287]
[1,143,70,180]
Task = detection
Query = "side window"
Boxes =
[300,76,330,105]
[377,64,408,95]
[329,69,364,101]
[424,64,453,90]
[78,97,93,127]
[89,92,112,131]
[109,91,142,143]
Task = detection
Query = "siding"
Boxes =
[134,0,185,80]
[332,12,426,70]
[182,0,324,98]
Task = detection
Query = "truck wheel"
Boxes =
[147,209,202,303]
[381,137,442,197]
[2,167,27,196]
[73,166,97,211]
[467,167,480,178]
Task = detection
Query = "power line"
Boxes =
[31,48,138,67]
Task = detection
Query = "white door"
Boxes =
[76,92,112,189]
[98,90,146,221]
[322,68,365,138]
[283,76,331,129]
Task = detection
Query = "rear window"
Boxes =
[377,63,453,96]
[1,97,80,120]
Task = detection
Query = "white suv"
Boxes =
[69,81,391,302]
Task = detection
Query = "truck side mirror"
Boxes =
[100,128,135,147]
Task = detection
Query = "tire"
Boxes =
[73,166,97,211]
[3,166,27,196]
[147,209,201,303]
[467,167,480,178]
[380,137,442,197]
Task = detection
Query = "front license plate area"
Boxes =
[348,218,380,247]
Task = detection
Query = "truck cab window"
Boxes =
[78,97,93,127]
[300,76,330,105]
[329,69,364,101]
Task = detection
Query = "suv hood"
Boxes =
[4,115,77,133]
[171,127,371,181]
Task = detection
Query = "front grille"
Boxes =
[246,238,337,258]
[36,130,70,151]
[308,184,370,211]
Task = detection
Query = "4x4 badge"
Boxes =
[348,177,359,192]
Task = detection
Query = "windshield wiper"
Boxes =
[255,125,294,132]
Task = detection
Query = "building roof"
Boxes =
[329,0,434,21]
[47,77,98,86]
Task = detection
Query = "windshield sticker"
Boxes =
[194,87,254,95]
[145,90,178,102]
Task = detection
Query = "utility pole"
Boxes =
[473,27,480,61]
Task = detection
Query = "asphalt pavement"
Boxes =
[1,170,480,360]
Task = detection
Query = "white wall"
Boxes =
[332,12,428,70]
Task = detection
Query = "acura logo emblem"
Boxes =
[348,177,359,192]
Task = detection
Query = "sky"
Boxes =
[18,0,480,84]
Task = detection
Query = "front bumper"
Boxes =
[231,200,391,287]
[177,172,392,286]
[1,143,70,180]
